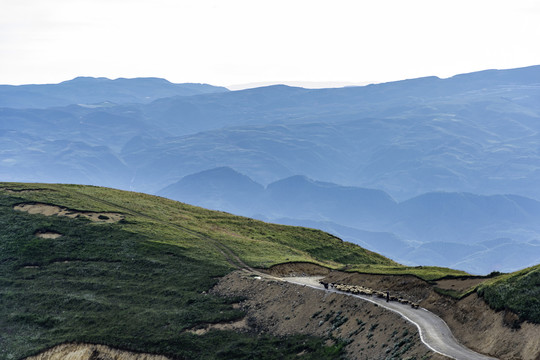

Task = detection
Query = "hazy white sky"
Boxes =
[1,0,540,87]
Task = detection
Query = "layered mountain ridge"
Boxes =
[158,167,540,274]
[0,77,229,108]
[2,66,540,273]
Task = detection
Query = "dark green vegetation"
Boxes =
[478,265,540,324]
[0,183,393,360]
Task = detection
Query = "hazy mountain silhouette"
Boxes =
[394,192,540,243]
[0,77,228,108]
[122,65,540,138]
[158,167,540,273]
[264,175,396,229]
[158,167,264,214]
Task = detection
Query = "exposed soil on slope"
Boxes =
[213,271,448,360]
[185,317,250,335]
[322,271,431,304]
[434,277,487,292]
[14,203,125,223]
[275,263,540,360]
[265,262,332,277]
[423,291,540,360]
[0,187,45,194]
[25,343,171,360]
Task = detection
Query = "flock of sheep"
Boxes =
[319,281,420,309]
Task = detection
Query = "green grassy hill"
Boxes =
[0,182,394,360]
[478,264,540,324]
[2,183,536,360]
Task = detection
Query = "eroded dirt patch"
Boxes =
[434,277,487,292]
[14,203,125,223]
[263,262,332,277]
[34,230,62,239]
[25,343,171,360]
[1,187,45,194]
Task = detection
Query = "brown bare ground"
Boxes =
[264,262,332,277]
[14,203,124,223]
[213,271,448,360]
[25,343,170,360]
[422,291,540,360]
[434,277,488,292]
[322,270,432,304]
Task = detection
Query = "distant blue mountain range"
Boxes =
[2,67,540,273]
[158,167,540,274]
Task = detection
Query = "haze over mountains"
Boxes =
[2,66,540,274]
[158,167,540,274]
[0,77,229,108]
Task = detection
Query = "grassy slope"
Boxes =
[0,183,394,360]
[346,264,470,282]
[4,183,532,360]
[477,264,540,324]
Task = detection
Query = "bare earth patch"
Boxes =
[434,277,487,292]
[0,187,44,194]
[423,290,540,360]
[14,203,125,223]
[323,270,432,304]
[185,318,250,335]
[34,230,62,239]
[25,343,170,360]
[263,262,332,277]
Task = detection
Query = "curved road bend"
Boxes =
[283,276,498,360]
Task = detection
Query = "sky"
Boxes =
[1,0,540,88]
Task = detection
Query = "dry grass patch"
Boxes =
[25,343,171,360]
[185,318,250,335]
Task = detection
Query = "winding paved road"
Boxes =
[283,276,498,360]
